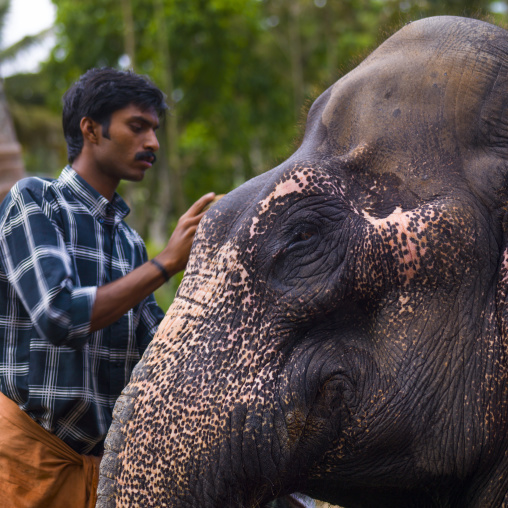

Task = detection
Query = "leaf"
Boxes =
[0,27,53,64]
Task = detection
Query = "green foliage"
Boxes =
[145,238,184,310]
[4,72,66,176]
[0,0,10,48]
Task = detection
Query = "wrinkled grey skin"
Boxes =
[98,16,508,508]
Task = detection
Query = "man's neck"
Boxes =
[71,157,118,201]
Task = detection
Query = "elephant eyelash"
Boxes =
[287,227,319,249]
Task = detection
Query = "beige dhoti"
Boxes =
[0,391,101,508]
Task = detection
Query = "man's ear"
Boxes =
[80,117,101,145]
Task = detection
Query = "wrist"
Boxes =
[154,254,180,279]
[150,258,170,283]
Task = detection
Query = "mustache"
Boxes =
[135,151,157,164]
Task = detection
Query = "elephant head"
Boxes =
[98,16,508,508]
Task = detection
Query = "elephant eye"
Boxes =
[296,231,314,241]
[288,227,318,249]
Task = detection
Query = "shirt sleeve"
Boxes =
[0,181,96,349]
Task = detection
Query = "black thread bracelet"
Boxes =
[150,258,170,282]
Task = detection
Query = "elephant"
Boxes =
[97,15,508,508]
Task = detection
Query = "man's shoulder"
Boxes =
[13,175,55,196]
[0,176,58,220]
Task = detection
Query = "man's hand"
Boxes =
[157,192,216,277]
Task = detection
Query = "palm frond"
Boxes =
[0,27,53,65]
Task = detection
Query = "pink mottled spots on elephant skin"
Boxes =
[259,168,315,213]
[362,206,428,284]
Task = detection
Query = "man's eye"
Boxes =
[130,125,143,133]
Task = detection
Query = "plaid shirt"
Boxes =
[0,166,164,455]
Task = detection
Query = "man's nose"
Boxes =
[145,129,160,152]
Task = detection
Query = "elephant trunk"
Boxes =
[98,235,292,507]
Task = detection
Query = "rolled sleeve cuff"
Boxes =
[67,286,97,348]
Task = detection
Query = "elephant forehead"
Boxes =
[253,163,344,221]
[317,16,508,175]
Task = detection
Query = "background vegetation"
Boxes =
[1,0,506,307]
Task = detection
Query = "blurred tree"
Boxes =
[0,0,53,71]
[381,0,503,27]
[0,0,63,186]
[0,78,24,201]
[150,0,184,244]
[119,0,136,70]
[3,71,66,177]
[0,0,58,200]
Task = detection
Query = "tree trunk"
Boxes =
[119,0,136,69]
[287,1,304,122]
[150,0,186,245]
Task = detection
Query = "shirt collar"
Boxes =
[59,166,130,221]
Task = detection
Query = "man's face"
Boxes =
[94,103,160,183]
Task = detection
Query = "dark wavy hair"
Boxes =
[62,67,167,163]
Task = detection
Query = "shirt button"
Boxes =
[98,217,104,224]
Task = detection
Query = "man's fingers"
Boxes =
[179,211,207,229]
[185,192,216,216]
[201,194,225,212]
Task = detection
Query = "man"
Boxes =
[0,67,215,507]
